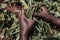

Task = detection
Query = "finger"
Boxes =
[18,8,25,21]
[28,19,35,29]
[7,5,17,13]
[41,6,48,13]
[33,12,41,17]
[21,8,25,16]
[24,16,35,24]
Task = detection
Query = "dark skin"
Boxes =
[33,6,60,27]
[3,4,35,40]
[1,2,60,40]
[18,8,35,40]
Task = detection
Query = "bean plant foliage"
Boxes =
[0,0,60,40]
